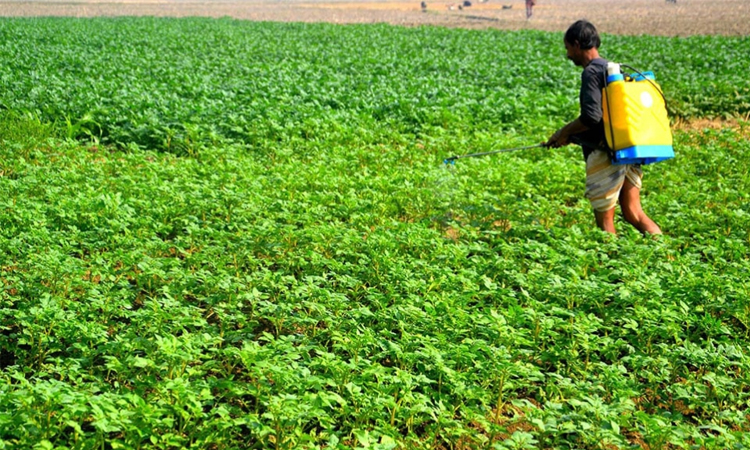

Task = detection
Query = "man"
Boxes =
[525,0,535,19]
[545,20,662,236]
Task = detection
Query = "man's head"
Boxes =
[564,20,601,66]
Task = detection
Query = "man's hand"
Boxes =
[546,118,588,148]
[546,129,570,148]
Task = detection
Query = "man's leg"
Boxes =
[619,178,662,235]
[594,207,617,234]
[585,149,622,234]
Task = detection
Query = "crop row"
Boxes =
[1,17,750,450]
[1,109,750,448]
[0,18,748,153]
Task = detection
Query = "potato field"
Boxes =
[1,16,750,450]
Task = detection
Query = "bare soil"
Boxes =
[1,0,749,36]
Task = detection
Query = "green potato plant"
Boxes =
[1,18,749,450]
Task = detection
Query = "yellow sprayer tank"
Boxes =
[602,64,674,165]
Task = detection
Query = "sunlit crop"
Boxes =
[1,17,749,450]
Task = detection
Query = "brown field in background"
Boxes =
[1,0,749,36]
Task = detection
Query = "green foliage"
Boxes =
[2,124,749,448]
[1,18,748,153]
[1,17,749,450]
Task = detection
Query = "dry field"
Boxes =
[1,0,749,36]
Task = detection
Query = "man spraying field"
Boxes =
[545,20,662,236]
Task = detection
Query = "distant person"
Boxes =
[525,0,535,19]
[545,20,662,236]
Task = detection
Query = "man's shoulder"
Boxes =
[582,58,608,81]
[585,58,608,73]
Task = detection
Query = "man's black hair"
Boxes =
[564,20,600,50]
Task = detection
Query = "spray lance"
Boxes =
[442,136,612,165]
[443,143,547,165]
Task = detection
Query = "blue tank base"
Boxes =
[612,145,675,165]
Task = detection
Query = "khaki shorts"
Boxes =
[585,149,643,212]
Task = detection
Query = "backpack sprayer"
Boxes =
[444,63,675,166]
[602,63,675,165]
